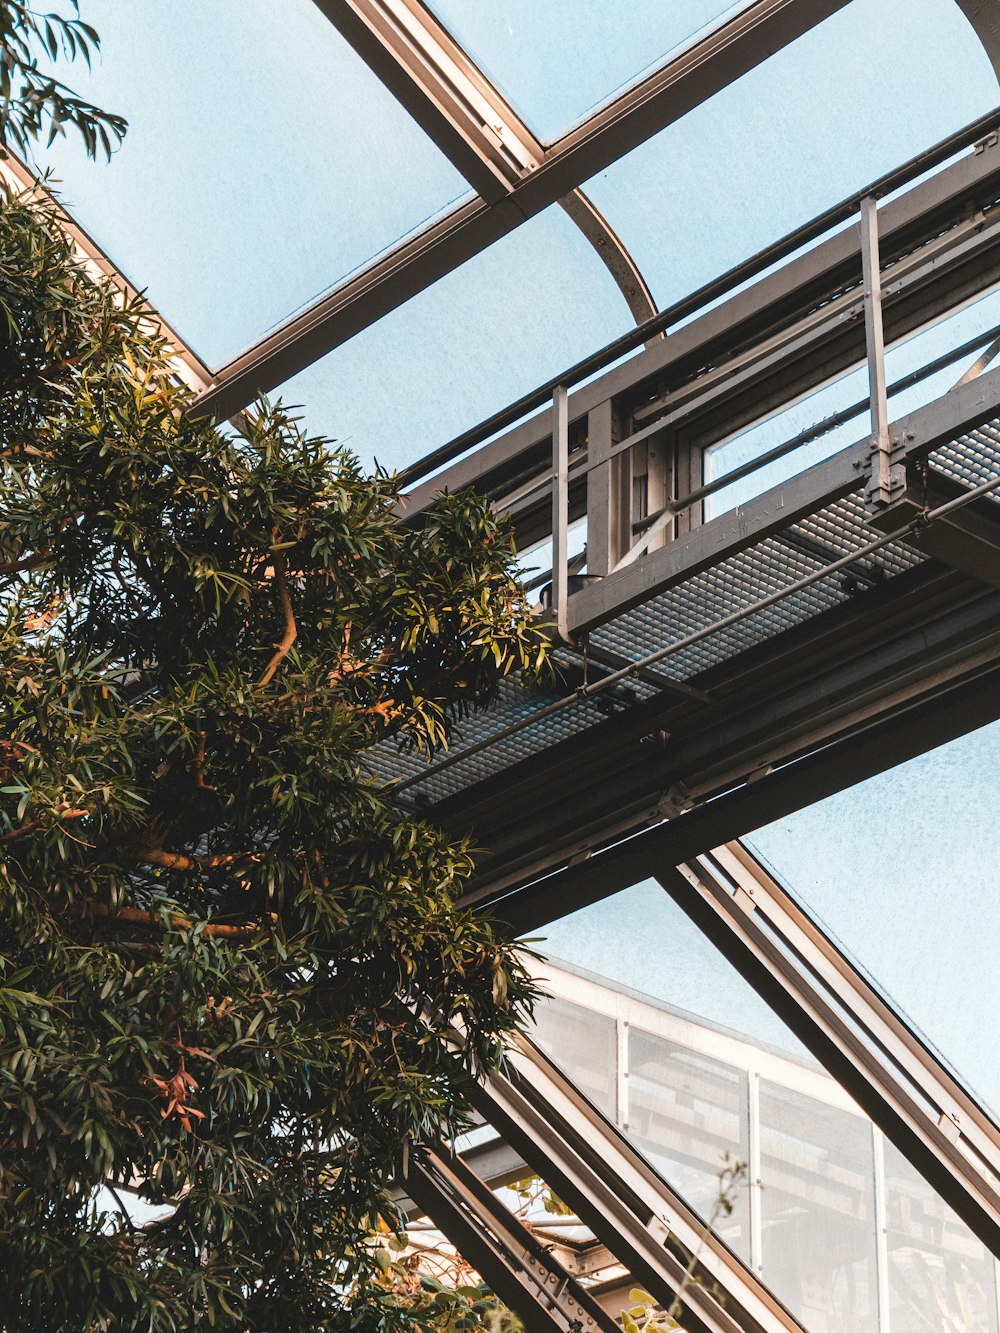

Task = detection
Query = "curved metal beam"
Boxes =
[954,0,1000,79]
[189,0,848,420]
[316,1,660,326]
[559,188,659,326]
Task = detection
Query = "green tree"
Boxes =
[0,106,547,1333]
[0,1,126,160]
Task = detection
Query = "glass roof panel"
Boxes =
[748,717,1000,1116]
[426,0,753,143]
[32,0,470,367]
[272,204,635,473]
[582,0,999,310]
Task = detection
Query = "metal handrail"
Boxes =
[397,105,1000,490]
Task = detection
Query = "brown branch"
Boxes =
[259,549,296,687]
[87,903,272,941]
[136,848,258,873]
[192,732,214,791]
[0,547,51,576]
[0,806,88,844]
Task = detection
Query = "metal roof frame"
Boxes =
[188,0,849,421]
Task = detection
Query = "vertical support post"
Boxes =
[872,1127,892,1333]
[860,194,902,510]
[748,1067,763,1278]
[551,385,570,642]
[616,1017,630,1131]
[586,398,624,576]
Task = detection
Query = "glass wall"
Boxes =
[530,960,999,1333]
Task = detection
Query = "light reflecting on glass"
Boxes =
[583,0,997,311]
[883,1139,999,1333]
[532,994,616,1120]
[629,1028,750,1260]
[759,1080,878,1332]
[427,1,752,142]
[34,0,469,365]
[532,889,1000,1328]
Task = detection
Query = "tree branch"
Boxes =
[0,806,88,843]
[0,547,52,576]
[87,903,271,941]
[259,549,296,687]
[136,848,258,873]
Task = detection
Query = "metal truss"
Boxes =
[188,0,848,421]
[454,837,1000,1284]
[468,1033,806,1333]
[400,116,1000,528]
[406,1143,620,1333]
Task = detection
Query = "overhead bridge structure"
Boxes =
[14,1,1000,1324]
[376,112,1000,1327]
[379,118,1000,928]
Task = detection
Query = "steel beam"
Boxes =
[0,155,214,398]
[458,575,1000,909]
[567,365,1000,632]
[189,0,848,421]
[406,1144,619,1333]
[657,842,1000,1255]
[955,0,1000,78]
[474,1036,807,1333]
[871,465,1000,589]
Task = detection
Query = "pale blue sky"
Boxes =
[28,0,1000,1135]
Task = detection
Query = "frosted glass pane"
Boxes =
[884,1140,999,1333]
[532,994,616,1120]
[276,205,633,474]
[585,0,997,310]
[749,718,1000,1115]
[33,0,469,365]
[759,1081,878,1332]
[629,1028,750,1260]
[427,1,752,142]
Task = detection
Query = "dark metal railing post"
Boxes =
[860,194,904,510]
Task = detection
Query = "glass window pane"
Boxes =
[704,285,1000,518]
[275,204,634,474]
[532,994,617,1120]
[759,1081,878,1332]
[34,0,469,365]
[583,0,998,311]
[748,717,1000,1116]
[883,1138,999,1333]
[426,0,754,142]
[629,1028,750,1260]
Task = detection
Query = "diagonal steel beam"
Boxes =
[0,155,215,398]
[314,0,659,323]
[188,0,848,422]
[659,842,1000,1256]
[474,1034,807,1333]
[406,1144,620,1333]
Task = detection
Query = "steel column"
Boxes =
[551,385,570,643]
